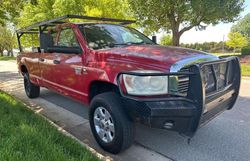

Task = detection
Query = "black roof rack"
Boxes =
[16,14,136,34]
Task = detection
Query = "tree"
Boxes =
[0,25,16,56]
[160,35,172,46]
[226,32,248,53]
[128,0,244,46]
[231,13,250,42]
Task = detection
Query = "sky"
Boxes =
[158,0,250,44]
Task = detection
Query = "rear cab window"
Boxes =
[56,28,79,47]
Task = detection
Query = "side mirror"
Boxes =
[47,46,82,54]
[152,35,157,44]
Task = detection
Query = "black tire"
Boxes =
[24,73,40,98]
[89,92,135,154]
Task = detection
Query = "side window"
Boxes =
[40,28,57,52]
[57,28,79,47]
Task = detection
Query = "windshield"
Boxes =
[79,24,154,50]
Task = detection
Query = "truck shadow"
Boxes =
[0,71,22,82]
[40,88,250,161]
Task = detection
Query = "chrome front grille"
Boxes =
[172,57,236,97]
[177,67,190,96]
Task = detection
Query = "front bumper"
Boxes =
[118,57,241,137]
[122,97,197,135]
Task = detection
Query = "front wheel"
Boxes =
[89,92,135,154]
[24,73,40,98]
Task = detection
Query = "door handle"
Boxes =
[39,58,45,62]
[53,60,60,64]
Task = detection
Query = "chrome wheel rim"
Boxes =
[94,107,115,143]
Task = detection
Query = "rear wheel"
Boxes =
[24,73,40,98]
[89,92,135,154]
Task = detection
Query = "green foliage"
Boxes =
[16,0,133,47]
[226,32,248,52]
[53,0,86,16]
[20,34,40,48]
[241,46,250,55]
[231,13,250,42]
[180,41,233,53]
[160,35,172,46]
[85,0,132,19]
[128,0,244,46]
[211,52,241,56]
[53,0,133,19]
[241,64,250,76]
[17,0,132,28]
[17,0,56,28]
[0,25,16,56]
[0,0,26,25]
[0,56,17,61]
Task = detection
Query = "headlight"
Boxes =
[123,71,168,95]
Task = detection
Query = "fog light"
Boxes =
[163,121,174,129]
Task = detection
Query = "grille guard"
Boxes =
[190,56,241,136]
[117,56,241,137]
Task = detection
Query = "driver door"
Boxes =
[51,26,86,101]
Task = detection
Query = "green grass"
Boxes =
[211,53,241,56]
[0,91,99,161]
[241,64,250,76]
[0,56,16,61]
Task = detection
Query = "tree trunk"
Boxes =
[172,32,180,46]
[10,50,14,57]
[7,50,10,56]
[0,49,3,57]
[7,50,13,57]
[8,49,14,57]
[168,12,181,47]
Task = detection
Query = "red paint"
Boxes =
[17,23,209,105]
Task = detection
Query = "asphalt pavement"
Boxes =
[1,60,250,161]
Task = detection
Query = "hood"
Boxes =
[92,45,219,71]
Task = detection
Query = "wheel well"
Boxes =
[20,65,28,75]
[89,81,119,102]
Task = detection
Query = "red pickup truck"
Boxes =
[16,15,241,154]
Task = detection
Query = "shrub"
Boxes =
[241,46,250,55]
